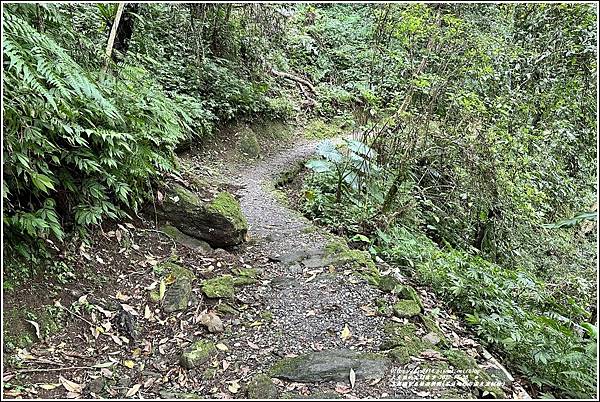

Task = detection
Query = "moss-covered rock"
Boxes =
[269,349,389,382]
[161,225,212,253]
[158,183,247,247]
[159,262,195,313]
[442,349,478,370]
[397,285,424,309]
[420,314,448,347]
[393,299,421,318]
[239,130,261,158]
[246,374,278,399]
[232,267,259,286]
[179,340,217,369]
[324,239,376,271]
[381,322,424,350]
[376,275,402,293]
[206,192,248,235]
[201,275,235,298]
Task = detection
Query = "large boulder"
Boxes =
[158,183,248,247]
[269,349,389,382]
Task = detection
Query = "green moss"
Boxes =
[149,290,161,303]
[202,275,235,298]
[172,183,203,207]
[161,261,195,281]
[247,373,278,399]
[304,119,343,139]
[207,192,248,231]
[381,322,424,351]
[420,314,447,347]
[179,340,217,369]
[442,349,478,370]
[239,130,261,158]
[397,285,423,309]
[3,306,63,351]
[260,311,274,322]
[376,275,401,293]
[325,239,376,271]
[393,299,421,318]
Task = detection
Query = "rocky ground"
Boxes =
[2,125,531,399]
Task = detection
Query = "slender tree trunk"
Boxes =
[113,3,140,59]
[104,3,125,67]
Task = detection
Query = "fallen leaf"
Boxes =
[349,368,356,389]
[341,324,352,340]
[116,291,130,301]
[159,279,166,301]
[144,305,152,320]
[247,341,260,350]
[120,304,138,316]
[216,343,229,351]
[227,381,240,394]
[24,320,41,339]
[39,384,59,390]
[59,376,83,394]
[92,362,113,368]
[122,360,135,369]
[125,383,141,397]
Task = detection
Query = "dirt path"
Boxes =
[2,134,526,399]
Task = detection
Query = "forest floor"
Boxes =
[2,124,531,399]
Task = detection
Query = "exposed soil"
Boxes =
[2,125,530,399]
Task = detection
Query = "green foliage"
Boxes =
[2,10,191,277]
[297,3,597,398]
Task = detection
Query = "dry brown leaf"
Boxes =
[349,368,356,389]
[59,376,83,394]
[125,383,141,397]
[340,324,352,340]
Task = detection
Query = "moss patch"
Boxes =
[443,349,478,370]
[207,192,248,231]
[325,239,376,271]
[419,314,448,346]
[179,340,217,369]
[397,285,423,309]
[393,299,421,318]
[246,373,278,399]
[201,275,235,298]
[239,130,261,158]
[162,261,195,281]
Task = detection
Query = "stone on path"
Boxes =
[246,373,278,399]
[180,340,217,369]
[161,262,195,313]
[158,183,248,247]
[161,225,213,253]
[269,349,389,382]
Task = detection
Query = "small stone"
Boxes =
[163,280,192,313]
[393,299,421,318]
[246,373,278,399]
[199,312,224,333]
[85,377,104,394]
[423,332,441,345]
[180,340,217,369]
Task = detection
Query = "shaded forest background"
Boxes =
[2,2,598,398]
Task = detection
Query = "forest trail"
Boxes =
[180,134,525,399]
[3,135,525,400]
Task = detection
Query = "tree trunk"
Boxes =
[104,3,125,64]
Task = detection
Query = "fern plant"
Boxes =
[2,11,189,277]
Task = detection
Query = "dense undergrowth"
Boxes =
[2,3,597,398]
[294,3,597,398]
